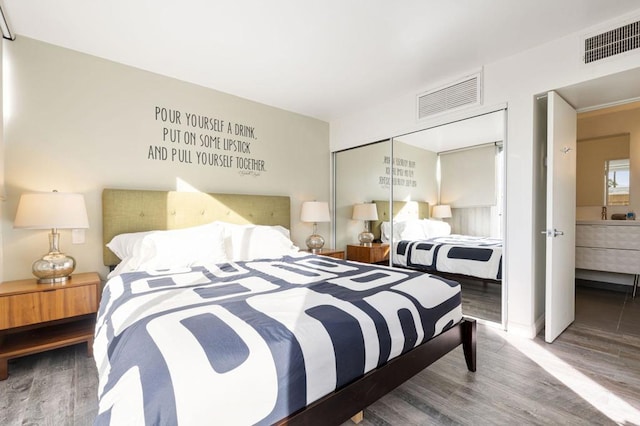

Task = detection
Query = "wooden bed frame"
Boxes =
[280,320,476,425]
[101,188,477,425]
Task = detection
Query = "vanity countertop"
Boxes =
[577,219,640,226]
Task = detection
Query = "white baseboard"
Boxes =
[506,320,539,339]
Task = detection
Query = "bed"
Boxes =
[94,189,476,425]
[372,200,502,282]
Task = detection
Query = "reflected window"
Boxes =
[605,158,630,206]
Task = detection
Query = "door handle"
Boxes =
[541,229,564,237]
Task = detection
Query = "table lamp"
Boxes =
[432,205,452,220]
[14,191,89,283]
[300,201,330,253]
[352,203,378,246]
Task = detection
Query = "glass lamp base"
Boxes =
[306,233,325,253]
[358,231,374,247]
[33,251,76,284]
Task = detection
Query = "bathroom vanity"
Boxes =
[575,220,640,297]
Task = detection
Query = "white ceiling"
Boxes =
[3,0,640,123]
[395,110,505,153]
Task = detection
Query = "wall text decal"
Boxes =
[380,156,417,187]
[148,106,266,176]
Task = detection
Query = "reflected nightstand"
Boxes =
[347,243,390,264]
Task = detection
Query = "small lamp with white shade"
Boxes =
[300,201,330,253]
[432,204,452,220]
[14,191,89,284]
[352,203,378,246]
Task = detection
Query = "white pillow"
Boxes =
[214,221,298,261]
[377,219,451,242]
[382,220,428,241]
[106,230,156,260]
[135,223,228,270]
[397,219,429,240]
[106,223,228,278]
[423,219,451,238]
[380,221,391,243]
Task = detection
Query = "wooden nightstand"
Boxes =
[303,248,345,260]
[347,243,390,264]
[0,272,101,380]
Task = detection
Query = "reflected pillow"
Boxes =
[380,221,391,243]
[423,219,451,238]
[397,219,429,240]
[381,219,427,241]
[381,218,451,241]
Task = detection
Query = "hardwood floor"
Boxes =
[348,285,640,426]
[459,278,502,324]
[0,341,97,425]
[1,286,638,425]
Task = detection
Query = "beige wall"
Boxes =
[0,39,4,282]
[335,141,388,249]
[2,37,329,281]
[576,104,640,219]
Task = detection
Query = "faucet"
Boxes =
[601,206,607,220]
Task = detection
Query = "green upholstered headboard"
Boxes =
[370,200,430,240]
[102,189,290,266]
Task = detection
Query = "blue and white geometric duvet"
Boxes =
[93,254,462,425]
[393,235,502,280]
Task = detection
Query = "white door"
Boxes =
[545,91,577,343]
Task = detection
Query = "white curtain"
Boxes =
[439,144,497,208]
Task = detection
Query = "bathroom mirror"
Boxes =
[606,158,630,206]
[576,134,630,207]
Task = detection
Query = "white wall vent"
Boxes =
[583,18,640,64]
[417,72,482,120]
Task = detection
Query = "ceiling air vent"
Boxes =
[417,72,481,120]
[583,19,640,64]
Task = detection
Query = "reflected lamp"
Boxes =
[300,201,330,253]
[352,203,378,246]
[432,205,452,220]
[14,191,89,283]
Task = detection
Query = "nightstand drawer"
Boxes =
[347,244,390,264]
[303,249,345,260]
[0,284,98,330]
[318,250,345,260]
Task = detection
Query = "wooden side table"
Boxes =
[303,248,345,260]
[347,243,390,264]
[0,272,101,380]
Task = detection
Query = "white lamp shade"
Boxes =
[14,192,89,229]
[432,205,452,219]
[352,203,378,221]
[300,201,330,223]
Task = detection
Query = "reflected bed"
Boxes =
[372,200,502,283]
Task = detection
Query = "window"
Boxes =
[605,158,630,206]
[439,144,498,208]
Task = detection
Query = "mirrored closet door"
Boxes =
[333,109,506,325]
[334,140,391,255]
